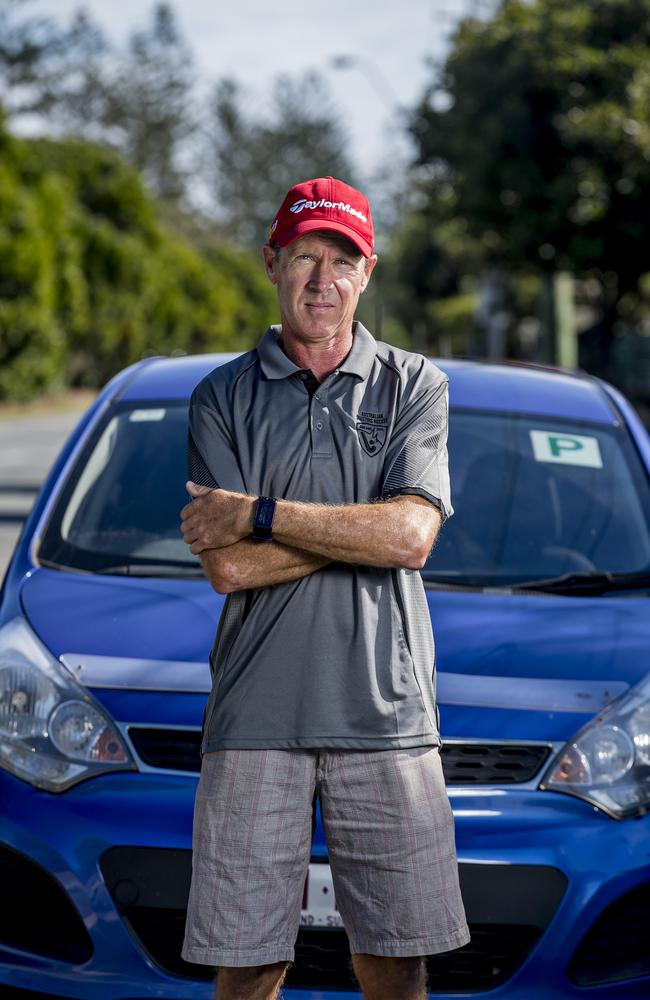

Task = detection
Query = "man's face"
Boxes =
[262,232,377,345]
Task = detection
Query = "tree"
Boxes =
[0,0,64,116]
[2,3,197,203]
[207,72,358,248]
[0,123,275,399]
[32,7,110,140]
[50,3,196,201]
[409,0,650,361]
[103,3,196,201]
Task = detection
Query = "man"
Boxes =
[180,176,469,1000]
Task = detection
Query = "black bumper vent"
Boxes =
[0,844,93,964]
[130,727,202,772]
[100,847,566,993]
[568,882,650,986]
[441,742,551,783]
[128,727,550,785]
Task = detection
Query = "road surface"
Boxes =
[0,409,86,579]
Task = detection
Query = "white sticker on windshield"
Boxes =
[529,430,603,468]
[129,409,166,422]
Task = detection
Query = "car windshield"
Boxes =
[39,403,201,575]
[39,402,650,585]
[425,410,650,585]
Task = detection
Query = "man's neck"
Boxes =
[278,324,355,381]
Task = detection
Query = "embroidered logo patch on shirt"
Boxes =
[357,410,388,456]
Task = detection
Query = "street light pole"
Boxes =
[330,55,402,111]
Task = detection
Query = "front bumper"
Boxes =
[1,769,649,1000]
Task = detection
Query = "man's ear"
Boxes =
[360,254,378,294]
[262,245,279,285]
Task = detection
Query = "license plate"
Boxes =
[300,863,343,928]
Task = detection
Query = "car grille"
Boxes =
[100,847,566,994]
[128,727,551,784]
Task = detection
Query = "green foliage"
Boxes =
[378,188,482,350]
[386,0,650,372]
[2,4,361,233]
[0,128,275,400]
[411,0,650,285]
[1,2,195,201]
[0,131,67,398]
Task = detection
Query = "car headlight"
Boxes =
[541,671,650,818]
[0,617,135,792]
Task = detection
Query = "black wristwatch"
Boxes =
[251,496,276,541]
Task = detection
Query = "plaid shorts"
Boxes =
[182,747,469,967]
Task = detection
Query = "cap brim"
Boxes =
[274,219,373,258]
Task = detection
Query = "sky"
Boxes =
[42,0,484,179]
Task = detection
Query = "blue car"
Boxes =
[1,354,650,1000]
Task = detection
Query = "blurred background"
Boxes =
[1,0,649,425]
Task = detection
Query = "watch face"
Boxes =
[253,497,276,539]
[256,499,275,530]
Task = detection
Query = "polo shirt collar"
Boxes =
[257,322,377,382]
[257,326,302,380]
[337,323,377,380]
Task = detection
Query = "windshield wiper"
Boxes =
[421,575,501,590]
[510,570,650,595]
[94,562,205,578]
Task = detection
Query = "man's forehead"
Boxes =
[287,231,363,257]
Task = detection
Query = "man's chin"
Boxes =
[300,311,350,337]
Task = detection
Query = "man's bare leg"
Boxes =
[215,962,289,1000]
[352,954,427,1000]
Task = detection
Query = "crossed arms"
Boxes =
[180,484,442,594]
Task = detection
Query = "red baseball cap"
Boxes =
[268,176,374,257]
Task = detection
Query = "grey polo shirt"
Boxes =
[188,322,452,751]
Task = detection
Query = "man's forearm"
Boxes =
[182,484,441,569]
[271,496,440,570]
[200,539,330,594]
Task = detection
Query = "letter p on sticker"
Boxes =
[549,436,581,457]
[529,430,603,468]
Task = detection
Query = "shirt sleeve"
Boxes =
[380,362,453,522]
[187,391,247,494]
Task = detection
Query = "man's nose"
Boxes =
[307,259,335,290]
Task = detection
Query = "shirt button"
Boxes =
[315,394,320,400]
[316,421,323,430]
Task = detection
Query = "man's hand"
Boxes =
[181,481,255,554]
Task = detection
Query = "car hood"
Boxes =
[21,568,223,681]
[19,569,650,742]
[426,585,649,741]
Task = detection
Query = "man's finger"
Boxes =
[180,502,195,520]
[186,480,212,498]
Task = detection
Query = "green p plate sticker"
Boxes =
[530,430,603,468]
